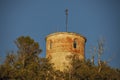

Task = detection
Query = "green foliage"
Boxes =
[0,36,120,80]
[69,54,120,80]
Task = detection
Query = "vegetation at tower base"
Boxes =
[0,36,120,80]
[64,54,120,80]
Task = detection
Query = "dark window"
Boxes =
[73,39,77,48]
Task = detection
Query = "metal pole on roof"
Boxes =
[65,9,68,32]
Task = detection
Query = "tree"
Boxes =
[15,36,42,67]
[0,36,43,80]
[65,54,120,80]
[14,36,42,79]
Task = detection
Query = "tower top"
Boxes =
[45,32,87,42]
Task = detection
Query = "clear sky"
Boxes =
[0,0,120,68]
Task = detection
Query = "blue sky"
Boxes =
[0,0,120,68]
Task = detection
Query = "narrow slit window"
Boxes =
[50,40,52,49]
[73,39,77,48]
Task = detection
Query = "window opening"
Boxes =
[73,39,77,48]
[49,40,52,49]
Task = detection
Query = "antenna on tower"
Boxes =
[65,9,68,32]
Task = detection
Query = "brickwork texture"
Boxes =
[46,32,86,71]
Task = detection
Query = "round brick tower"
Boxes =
[45,32,86,71]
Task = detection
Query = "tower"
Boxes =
[45,9,86,71]
[46,32,86,71]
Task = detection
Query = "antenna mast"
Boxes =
[65,9,68,32]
